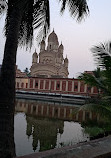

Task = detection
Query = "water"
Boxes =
[14,99,90,156]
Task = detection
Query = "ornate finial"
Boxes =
[35,49,36,52]
[66,55,67,58]
[53,28,54,32]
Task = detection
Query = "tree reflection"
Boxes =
[76,96,111,139]
[81,119,111,140]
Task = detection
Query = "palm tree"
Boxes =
[0,0,89,157]
[77,41,111,139]
[91,42,111,95]
[78,42,111,96]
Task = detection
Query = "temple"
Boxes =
[15,31,99,97]
[30,30,69,78]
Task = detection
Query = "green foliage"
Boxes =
[91,42,111,95]
[78,41,111,138]
[4,0,50,48]
[78,41,111,96]
[84,126,104,137]
[82,118,111,137]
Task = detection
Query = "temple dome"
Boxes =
[48,30,59,45]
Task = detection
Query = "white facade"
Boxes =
[30,30,69,78]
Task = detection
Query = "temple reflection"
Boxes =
[26,115,64,151]
[15,99,99,122]
[15,99,99,152]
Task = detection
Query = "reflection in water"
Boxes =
[26,116,64,151]
[15,99,96,156]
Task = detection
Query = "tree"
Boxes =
[24,67,30,76]
[78,42,111,96]
[77,41,111,139]
[0,0,89,157]
[91,42,111,95]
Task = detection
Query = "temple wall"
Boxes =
[16,77,99,96]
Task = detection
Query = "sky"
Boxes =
[0,0,111,78]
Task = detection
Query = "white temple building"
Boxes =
[30,30,69,78]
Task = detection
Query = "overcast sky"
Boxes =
[0,0,111,78]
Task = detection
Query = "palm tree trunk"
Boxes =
[0,8,22,103]
[0,7,22,158]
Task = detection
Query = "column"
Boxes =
[31,104,33,114]
[58,108,60,118]
[84,84,87,93]
[49,80,51,91]
[36,105,38,115]
[78,81,81,92]
[54,80,56,91]
[65,80,68,92]
[70,109,72,116]
[43,80,46,90]
[64,108,66,118]
[72,80,74,92]
[26,103,28,113]
[22,102,24,108]
[41,105,44,115]
[47,106,49,116]
[91,87,94,94]
[60,80,62,91]
[28,79,30,89]
[19,80,21,89]
[38,80,40,89]
[33,79,35,89]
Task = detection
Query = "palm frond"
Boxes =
[59,0,89,21]
[35,0,50,43]
[78,71,108,94]
[18,0,34,48]
[91,42,111,94]
[91,42,111,70]
[4,0,50,48]
[78,73,99,87]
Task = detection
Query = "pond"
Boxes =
[14,98,111,157]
